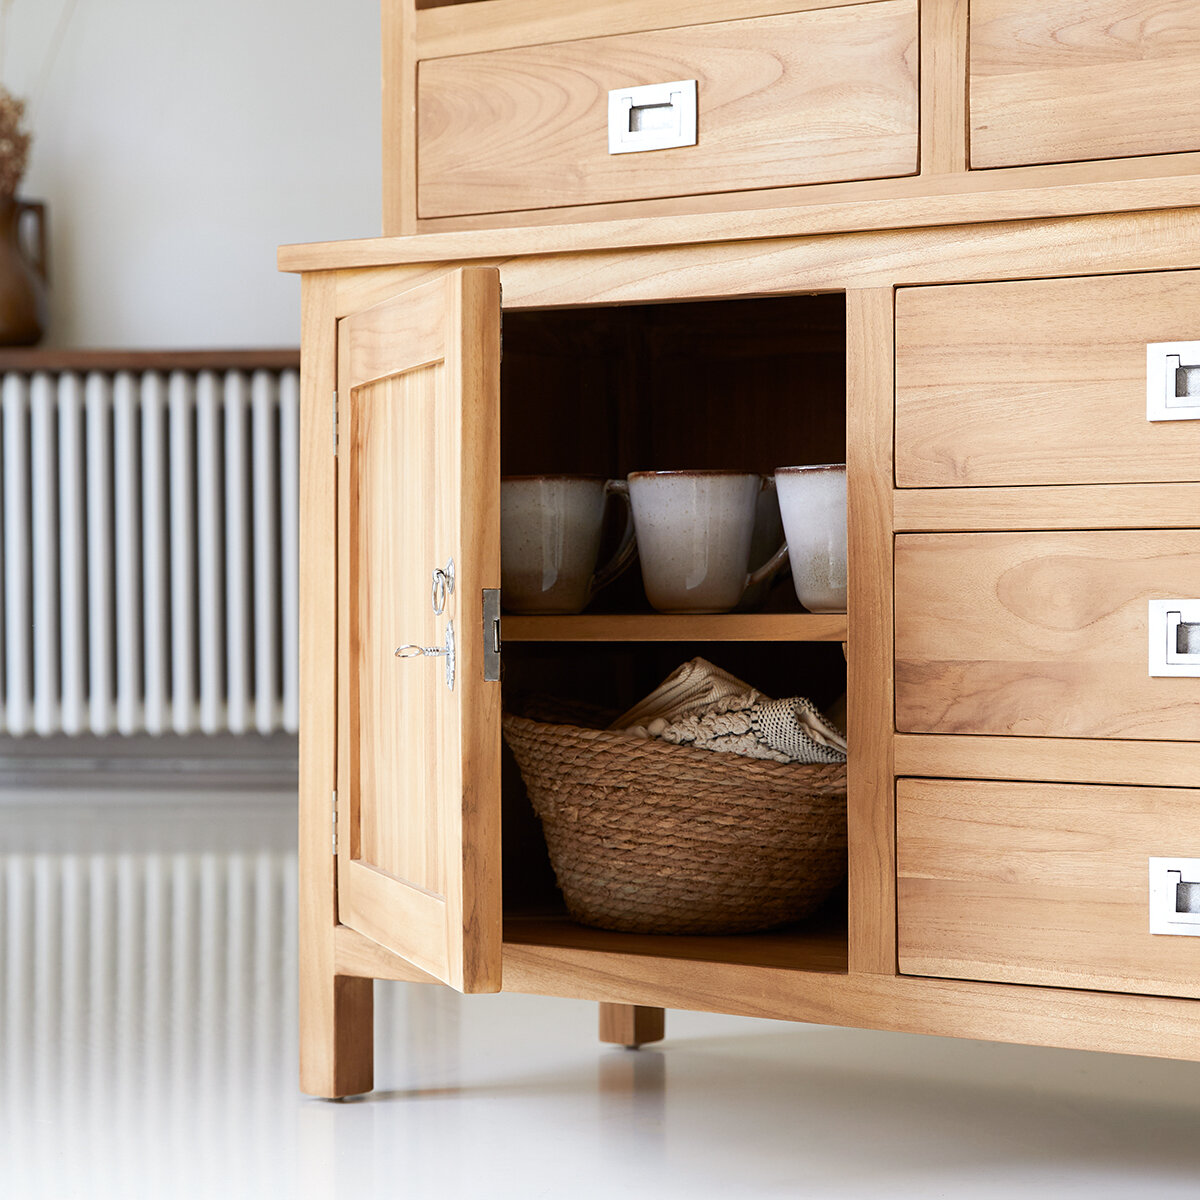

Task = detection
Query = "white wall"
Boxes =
[8,0,381,348]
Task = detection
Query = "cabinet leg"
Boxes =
[599,1003,665,1049]
[300,965,374,1099]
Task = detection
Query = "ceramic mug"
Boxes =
[500,475,636,614]
[774,463,847,613]
[619,470,788,613]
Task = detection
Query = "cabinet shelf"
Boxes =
[501,612,848,643]
[503,911,848,974]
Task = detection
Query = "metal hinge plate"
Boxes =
[332,391,338,456]
[331,790,338,856]
[483,588,502,681]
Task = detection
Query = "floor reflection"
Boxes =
[3,797,1200,1200]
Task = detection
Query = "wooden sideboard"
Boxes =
[283,0,1200,1098]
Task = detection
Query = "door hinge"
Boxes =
[331,789,338,856]
[332,390,338,457]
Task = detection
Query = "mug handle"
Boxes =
[745,475,789,589]
[588,479,638,599]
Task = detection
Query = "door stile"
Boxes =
[445,268,503,994]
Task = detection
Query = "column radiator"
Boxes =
[0,352,301,737]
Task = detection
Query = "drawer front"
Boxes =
[898,777,1200,998]
[970,0,1200,169]
[895,271,1200,487]
[895,530,1200,740]
[416,2,918,219]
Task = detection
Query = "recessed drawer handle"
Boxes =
[1147,341,1200,421]
[1148,600,1200,677]
[608,79,697,155]
[1150,858,1200,936]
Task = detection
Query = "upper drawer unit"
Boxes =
[416,2,919,219]
[970,0,1200,169]
[895,271,1200,488]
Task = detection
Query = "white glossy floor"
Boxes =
[3,791,1200,1200]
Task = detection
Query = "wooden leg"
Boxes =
[298,270,375,1099]
[300,959,374,1099]
[599,1003,666,1049]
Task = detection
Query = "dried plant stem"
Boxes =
[0,0,16,82]
[32,0,80,111]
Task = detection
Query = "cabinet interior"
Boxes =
[498,293,850,973]
[501,292,846,616]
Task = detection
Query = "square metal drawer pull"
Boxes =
[1150,858,1200,936]
[1147,341,1200,421]
[608,80,697,155]
[1148,600,1200,676]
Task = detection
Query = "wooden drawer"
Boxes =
[971,0,1200,169]
[416,2,919,219]
[898,777,1200,998]
[895,271,1200,487]
[895,530,1200,740]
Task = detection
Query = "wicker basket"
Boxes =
[502,711,848,935]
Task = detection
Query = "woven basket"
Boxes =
[502,711,847,935]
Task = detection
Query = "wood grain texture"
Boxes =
[599,1003,666,1047]
[503,913,850,972]
[349,366,445,888]
[920,0,969,175]
[895,530,1200,740]
[895,733,1200,789]
[416,0,890,59]
[502,613,848,642]
[845,288,896,975]
[971,0,1200,168]
[417,3,918,218]
[298,273,374,1099]
[284,154,1200,269]
[898,778,1200,997]
[894,484,1200,532]
[383,0,419,235]
[896,271,1200,487]
[304,210,1200,322]
[336,268,503,993]
[342,911,1200,1060]
[500,943,1200,1062]
[335,925,441,984]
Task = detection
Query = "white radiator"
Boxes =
[0,355,300,736]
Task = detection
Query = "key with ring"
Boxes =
[395,621,455,691]
[431,558,455,616]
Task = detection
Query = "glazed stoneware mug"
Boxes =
[619,470,788,613]
[500,475,636,613]
[774,463,847,612]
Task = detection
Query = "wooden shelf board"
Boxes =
[501,612,848,642]
[502,912,849,974]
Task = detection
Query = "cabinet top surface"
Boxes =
[278,170,1200,274]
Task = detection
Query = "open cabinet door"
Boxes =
[336,268,502,993]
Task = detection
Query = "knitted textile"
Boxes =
[613,658,847,765]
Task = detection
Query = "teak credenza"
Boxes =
[282,0,1200,1097]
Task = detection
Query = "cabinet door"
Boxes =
[336,268,502,993]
